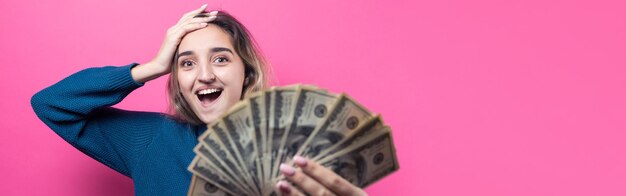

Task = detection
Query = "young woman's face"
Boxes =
[176,24,246,124]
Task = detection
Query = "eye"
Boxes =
[180,60,194,67]
[213,57,229,64]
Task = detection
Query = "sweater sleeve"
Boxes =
[31,63,163,177]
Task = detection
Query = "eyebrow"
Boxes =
[177,47,234,58]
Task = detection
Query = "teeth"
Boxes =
[197,88,221,95]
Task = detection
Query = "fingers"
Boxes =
[187,16,215,25]
[178,4,208,23]
[276,180,306,196]
[280,163,337,196]
[293,156,366,196]
[175,9,218,31]
[180,22,209,32]
[179,16,215,32]
[177,10,217,29]
[193,10,219,18]
[166,13,217,43]
[170,4,219,38]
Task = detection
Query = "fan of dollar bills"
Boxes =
[187,84,399,196]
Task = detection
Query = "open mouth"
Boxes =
[196,88,223,106]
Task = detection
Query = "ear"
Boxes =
[244,76,251,86]
[243,65,254,87]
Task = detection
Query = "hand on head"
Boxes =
[132,4,219,83]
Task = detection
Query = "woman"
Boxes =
[31,4,366,196]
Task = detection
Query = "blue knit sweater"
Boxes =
[31,63,204,195]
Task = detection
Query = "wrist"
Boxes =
[131,62,170,83]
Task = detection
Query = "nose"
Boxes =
[197,63,216,83]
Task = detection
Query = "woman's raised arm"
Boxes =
[30,4,217,177]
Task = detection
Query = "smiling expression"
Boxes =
[175,24,246,124]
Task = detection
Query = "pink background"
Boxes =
[1,0,625,195]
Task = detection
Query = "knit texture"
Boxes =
[31,63,205,195]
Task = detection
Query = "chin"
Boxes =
[198,113,220,125]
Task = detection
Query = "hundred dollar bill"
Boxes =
[268,85,299,179]
[248,92,265,170]
[207,120,260,195]
[187,84,399,195]
[222,101,263,194]
[320,130,399,188]
[198,125,257,195]
[313,115,386,161]
[249,91,277,195]
[194,144,251,194]
[188,175,233,196]
[278,86,338,171]
[256,89,273,194]
[188,157,247,195]
[297,94,374,159]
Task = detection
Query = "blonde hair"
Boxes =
[167,11,271,125]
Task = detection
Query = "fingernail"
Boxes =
[209,10,219,15]
[201,4,208,8]
[276,180,292,194]
[279,163,295,176]
[293,155,308,167]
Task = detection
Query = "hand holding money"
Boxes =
[188,84,399,196]
[276,156,367,195]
